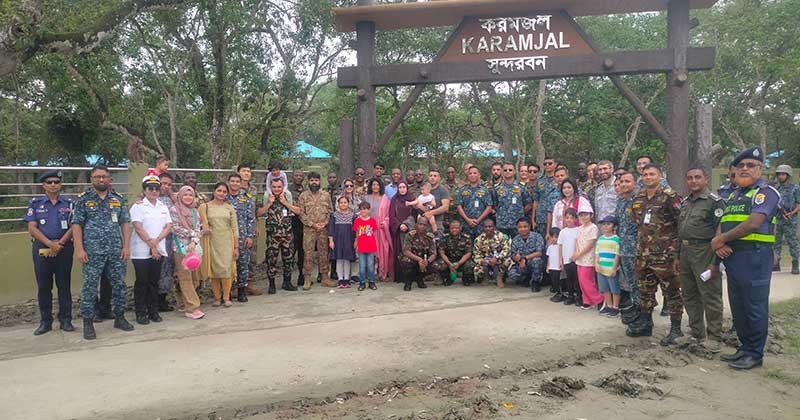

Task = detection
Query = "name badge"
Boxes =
[643,210,651,225]
[111,213,118,223]
[282,208,288,217]
[474,200,480,208]
[512,197,517,205]
[61,220,68,229]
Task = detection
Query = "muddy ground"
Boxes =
[171,310,800,420]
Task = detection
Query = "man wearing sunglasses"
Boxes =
[712,147,780,370]
[24,170,75,336]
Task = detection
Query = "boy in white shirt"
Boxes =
[547,227,563,301]
[557,208,581,306]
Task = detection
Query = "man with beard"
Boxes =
[592,160,618,221]
[615,172,640,325]
[289,170,306,280]
[297,172,335,289]
[385,168,402,199]
[532,158,558,238]
[485,162,503,190]
[424,168,451,233]
[72,165,134,339]
[226,173,256,302]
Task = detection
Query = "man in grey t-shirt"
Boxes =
[425,168,451,233]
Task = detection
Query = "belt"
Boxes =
[681,239,711,246]
[729,242,772,252]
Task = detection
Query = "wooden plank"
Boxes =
[665,0,691,196]
[334,0,719,32]
[337,48,715,88]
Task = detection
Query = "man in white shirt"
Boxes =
[130,175,173,326]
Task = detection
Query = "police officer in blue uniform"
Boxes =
[72,165,135,340]
[711,147,780,370]
[23,170,75,335]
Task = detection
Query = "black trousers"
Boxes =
[32,243,73,324]
[291,217,304,276]
[563,262,581,301]
[132,258,163,316]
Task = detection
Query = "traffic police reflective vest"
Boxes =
[720,180,778,245]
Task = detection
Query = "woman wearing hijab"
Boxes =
[389,182,415,282]
[170,185,205,319]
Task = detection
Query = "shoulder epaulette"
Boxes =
[245,192,253,199]
[709,192,722,201]
[663,187,676,196]
[77,191,87,198]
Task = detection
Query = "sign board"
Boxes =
[440,11,594,75]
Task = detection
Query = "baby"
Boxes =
[406,182,438,232]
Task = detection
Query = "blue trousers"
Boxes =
[358,253,375,285]
[725,246,772,359]
[32,243,73,324]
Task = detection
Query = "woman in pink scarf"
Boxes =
[169,185,205,319]
[364,178,394,281]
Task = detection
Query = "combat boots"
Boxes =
[237,287,249,302]
[282,272,297,291]
[403,277,413,291]
[83,319,96,340]
[792,259,799,275]
[158,293,174,312]
[660,319,684,346]
[303,275,312,291]
[267,277,277,295]
[626,312,653,337]
[773,257,781,272]
[114,314,134,332]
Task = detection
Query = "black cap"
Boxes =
[731,146,764,167]
[598,215,618,225]
[38,170,63,183]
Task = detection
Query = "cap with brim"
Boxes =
[39,170,63,183]
[599,215,619,225]
[731,146,764,168]
[142,175,161,187]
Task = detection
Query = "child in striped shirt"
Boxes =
[595,215,621,317]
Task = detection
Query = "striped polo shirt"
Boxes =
[595,234,620,276]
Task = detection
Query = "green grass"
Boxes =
[765,369,800,387]
[771,298,800,355]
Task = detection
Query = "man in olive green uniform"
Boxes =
[259,177,303,293]
[627,164,684,345]
[297,172,335,289]
[678,167,725,352]
[433,220,475,286]
[400,218,440,291]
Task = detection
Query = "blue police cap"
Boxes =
[731,146,764,167]
[38,170,63,183]
[598,215,618,225]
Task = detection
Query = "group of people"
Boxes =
[24,148,799,371]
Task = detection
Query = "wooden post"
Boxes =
[694,103,713,173]
[356,0,377,170]
[665,0,690,194]
[339,118,355,180]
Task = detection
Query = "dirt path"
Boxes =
[1,273,799,420]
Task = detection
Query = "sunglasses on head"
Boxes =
[44,179,61,185]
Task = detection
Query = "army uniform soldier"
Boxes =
[226,173,256,302]
[509,218,545,291]
[677,167,725,352]
[774,165,800,274]
[288,170,306,279]
[627,163,684,345]
[433,220,475,286]
[495,163,532,239]
[297,172,335,289]
[615,172,641,325]
[713,147,780,370]
[472,219,512,287]
[400,218,440,291]
[443,166,460,230]
[456,166,495,238]
[238,164,263,297]
[24,170,75,336]
[532,158,558,237]
[72,165,135,340]
[258,177,302,294]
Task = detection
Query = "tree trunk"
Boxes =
[694,103,713,173]
[532,80,547,166]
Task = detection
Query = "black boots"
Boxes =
[660,319,684,346]
[282,272,297,291]
[792,259,799,275]
[626,312,653,337]
[619,291,639,325]
[114,314,135,331]
[83,319,96,340]
[773,259,781,272]
[267,278,277,295]
[417,277,427,289]
[158,294,174,312]
[237,287,248,302]
[33,322,52,336]
[403,279,412,291]
[136,313,150,325]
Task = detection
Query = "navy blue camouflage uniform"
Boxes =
[23,193,74,325]
[227,190,256,289]
[72,189,131,319]
[456,184,494,238]
[494,180,532,238]
[509,231,545,288]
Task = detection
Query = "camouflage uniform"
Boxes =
[455,184,494,238]
[157,195,175,294]
[508,232,545,287]
[775,181,800,261]
[615,194,640,304]
[227,190,255,289]
[354,180,368,199]
[288,182,305,277]
[532,175,558,237]
[263,197,295,281]
[444,181,460,229]
[432,232,475,285]
[399,230,441,283]
[243,182,260,276]
[631,186,683,320]
[327,185,342,202]
[297,190,332,278]
[494,181,532,238]
[472,232,512,284]
[72,189,131,319]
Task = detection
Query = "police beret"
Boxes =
[731,146,764,167]
[38,170,63,183]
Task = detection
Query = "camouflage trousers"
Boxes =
[775,218,799,259]
[399,257,443,283]
[303,227,330,277]
[80,253,127,319]
[235,239,251,289]
[430,259,475,283]
[636,259,683,321]
[265,238,294,279]
[535,210,548,237]
[619,256,640,304]
[509,259,543,286]
[474,258,511,283]
[460,221,484,239]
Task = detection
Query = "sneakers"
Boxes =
[597,302,607,313]
[605,308,620,318]
[185,309,205,320]
[550,293,564,303]
[337,281,345,289]
[358,284,366,291]
[580,304,593,310]
[368,283,377,290]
